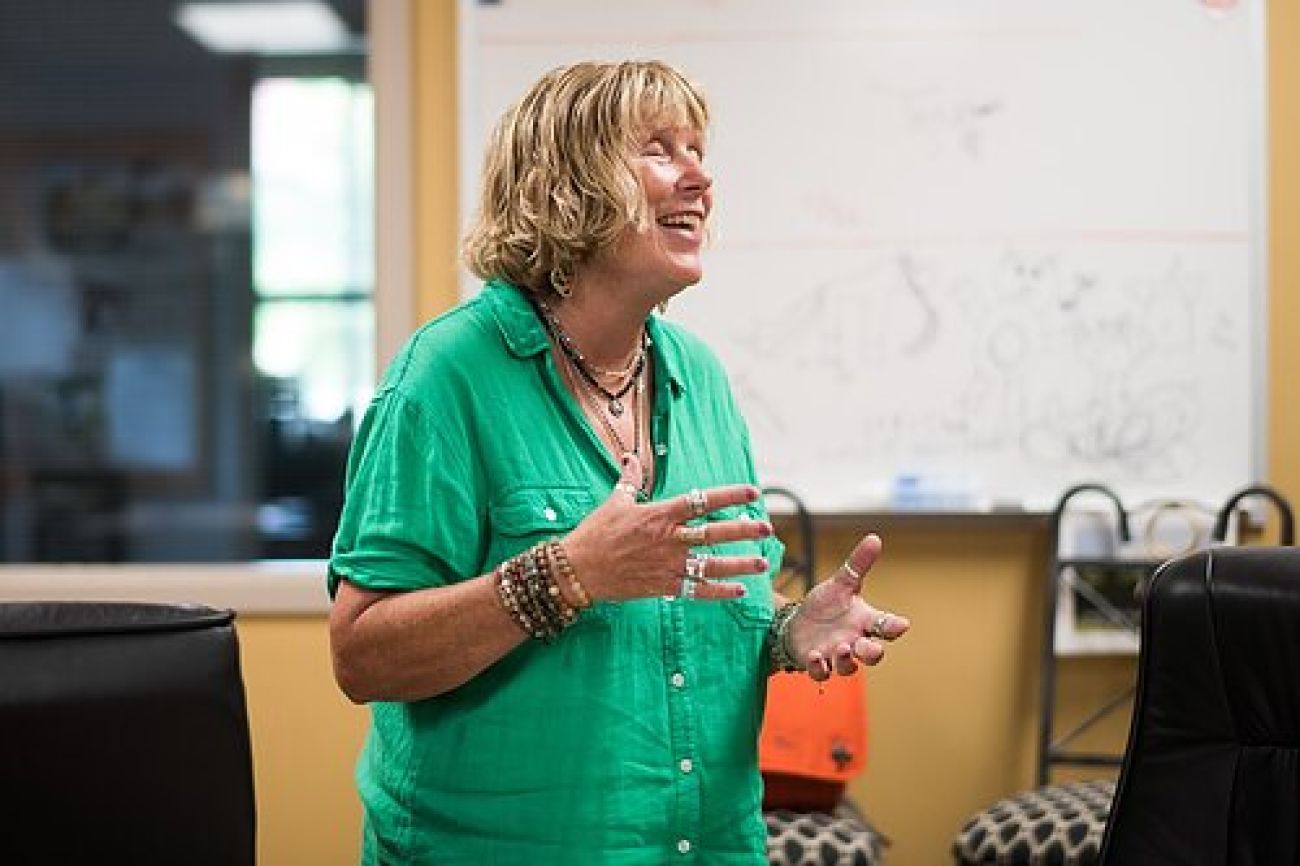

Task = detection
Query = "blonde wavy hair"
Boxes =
[462,60,710,295]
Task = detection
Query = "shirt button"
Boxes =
[670,672,686,688]
[542,507,557,522]
[679,758,693,774]
[677,839,691,854]
[655,443,668,456]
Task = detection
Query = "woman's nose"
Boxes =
[680,155,712,193]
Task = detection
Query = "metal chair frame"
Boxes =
[1036,483,1294,786]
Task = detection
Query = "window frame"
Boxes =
[2,0,417,614]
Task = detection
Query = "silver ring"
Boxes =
[615,481,639,497]
[679,577,697,600]
[686,488,708,518]
[685,552,708,581]
[842,559,863,582]
[868,613,891,640]
[676,524,708,546]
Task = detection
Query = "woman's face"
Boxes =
[598,123,713,300]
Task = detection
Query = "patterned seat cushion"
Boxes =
[765,799,886,866]
[951,779,1115,866]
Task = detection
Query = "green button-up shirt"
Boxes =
[330,280,783,865]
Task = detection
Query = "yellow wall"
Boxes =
[413,0,460,323]
[1269,1,1300,500]
[237,2,1300,864]
[238,619,368,866]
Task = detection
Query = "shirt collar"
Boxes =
[484,279,549,358]
[645,314,686,399]
[484,278,686,397]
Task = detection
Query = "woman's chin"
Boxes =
[670,260,705,289]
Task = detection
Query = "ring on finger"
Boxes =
[684,552,708,581]
[685,488,708,519]
[615,481,639,498]
[842,559,863,581]
[679,576,697,600]
[868,613,892,640]
[675,524,708,546]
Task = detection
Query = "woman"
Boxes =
[328,60,909,865]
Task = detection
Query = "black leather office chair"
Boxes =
[1099,546,1300,864]
[0,601,256,866]
[952,484,1294,866]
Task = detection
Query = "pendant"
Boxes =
[608,398,624,416]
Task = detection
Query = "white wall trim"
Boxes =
[371,0,416,370]
[2,562,331,615]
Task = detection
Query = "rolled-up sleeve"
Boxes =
[328,388,482,597]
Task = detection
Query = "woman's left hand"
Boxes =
[786,534,911,681]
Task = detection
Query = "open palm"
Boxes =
[787,534,910,680]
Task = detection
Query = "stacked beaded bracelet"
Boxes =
[495,540,593,642]
[544,540,591,610]
[496,542,575,641]
[769,601,803,673]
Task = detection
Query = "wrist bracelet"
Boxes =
[495,542,577,642]
[769,601,802,673]
[546,539,592,610]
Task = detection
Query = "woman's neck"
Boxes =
[544,282,653,370]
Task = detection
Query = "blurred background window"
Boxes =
[0,0,372,562]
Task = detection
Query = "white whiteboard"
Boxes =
[459,0,1266,512]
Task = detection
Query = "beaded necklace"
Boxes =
[535,297,648,417]
[562,349,651,492]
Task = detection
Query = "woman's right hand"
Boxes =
[562,454,774,602]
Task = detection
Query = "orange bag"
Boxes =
[759,668,868,811]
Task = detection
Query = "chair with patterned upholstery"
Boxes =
[766,800,886,866]
[951,484,1294,866]
[1099,546,1300,864]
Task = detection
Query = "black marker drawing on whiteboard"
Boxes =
[897,253,940,356]
[1021,381,1197,481]
[900,88,1005,160]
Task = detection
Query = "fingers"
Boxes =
[675,552,767,588]
[672,518,773,547]
[833,533,883,591]
[675,551,767,602]
[833,643,857,676]
[831,639,880,675]
[806,650,832,682]
[691,553,769,579]
[687,579,748,601]
[611,452,644,500]
[666,484,761,521]
[852,636,885,665]
[798,606,908,682]
[812,637,886,681]
[866,610,911,641]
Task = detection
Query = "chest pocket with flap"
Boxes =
[490,486,597,541]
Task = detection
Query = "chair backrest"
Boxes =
[1099,547,1300,864]
[0,601,256,866]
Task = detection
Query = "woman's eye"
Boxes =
[641,141,669,158]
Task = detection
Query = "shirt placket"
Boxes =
[662,596,701,861]
[653,341,702,859]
